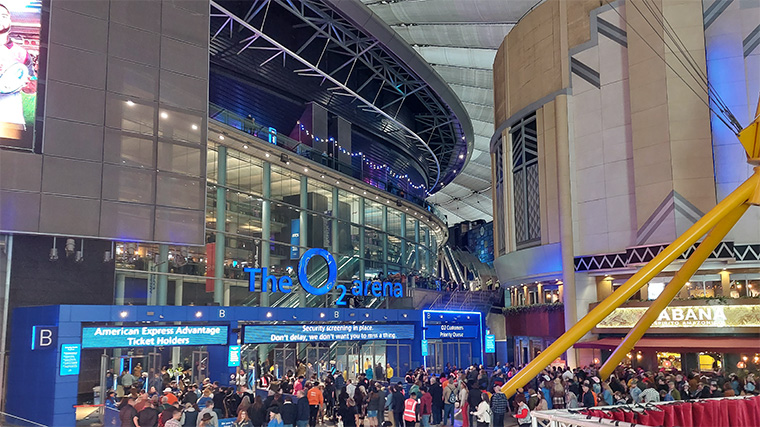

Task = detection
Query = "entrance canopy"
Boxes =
[575,336,759,353]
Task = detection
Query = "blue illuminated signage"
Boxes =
[290,219,300,259]
[81,325,229,348]
[421,339,428,356]
[246,248,403,306]
[60,344,81,376]
[228,345,241,367]
[32,326,57,350]
[426,324,479,339]
[485,334,496,354]
[243,324,415,344]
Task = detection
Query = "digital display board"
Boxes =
[81,325,229,348]
[421,339,428,356]
[243,324,415,344]
[228,345,241,367]
[485,334,496,353]
[0,0,41,150]
[426,324,479,339]
[60,344,80,376]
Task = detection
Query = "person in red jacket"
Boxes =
[419,387,432,427]
[513,394,531,426]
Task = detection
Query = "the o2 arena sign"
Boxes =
[245,248,403,306]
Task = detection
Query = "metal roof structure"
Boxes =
[359,0,543,223]
[209,0,474,198]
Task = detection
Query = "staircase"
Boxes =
[429,289,500,315]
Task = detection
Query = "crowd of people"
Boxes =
[109,359,759,427]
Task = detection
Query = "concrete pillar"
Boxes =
[115,272,126,305]
[359,198,365,281]
[332,187,339,254]
[157,244,169,305]
[224,282,231,306]
[261,161,271,307]
[720,270,731,297]
[555,95,577,368]
[382,205,388,276]
[215,146,227,305]
[424,228,431,273]
[537,284,544,303]
[300,176,308,252]
[522,286,528,306]
[174,278,183,306]
[400,213,407,273]
[414,220,420,272]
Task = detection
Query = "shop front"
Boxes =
[7,304,486,426]
[579,298,760,373]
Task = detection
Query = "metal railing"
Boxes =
[209,104,448,222]
[0,411,48,427]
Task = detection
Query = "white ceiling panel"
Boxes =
[360,0,541,224]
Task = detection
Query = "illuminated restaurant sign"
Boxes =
[597,304,760,329]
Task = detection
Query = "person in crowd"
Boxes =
[550,378,566,409]
[119,397,139,427]
[402,392,418,427]
[197,401,219,427]
[419,386,432,427]
[296,390,310,427]
[470,392,490,427]
[580,383,596,408]
[268,408,283,427]
[180,403,198,427]
[247,396,268,427]
[490,386,508,427]
[428,376,443,426]
[307,383,324,427]
[513,394,531,426]
[392,385,406,427]
[366,388,382,427]
[442,379,457,426]
[280,395,297,427]
[164,407,183,427]
[638,383,660,403]
[339,398,359,427]
[386,364,394,380]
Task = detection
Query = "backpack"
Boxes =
[591,391,598,406]
[448,390,457,404]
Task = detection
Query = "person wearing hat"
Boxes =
[198,400,219,427]
[164,387,179,406]
[199,412,216,427]
[268,407,283,427]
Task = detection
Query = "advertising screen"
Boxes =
[243,323,415,344]
[81,325,229,348]
[485,334,496,353]
[0,0,41,150]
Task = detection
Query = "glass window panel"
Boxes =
[207,144,218,183]
[226,150,264,195]
[406,217,416,240]
[158,108,203,144]
[106,96,155,136]
[364,228,384,263]
[350,225,361,255]
[271,204,301,247]
[307,179,332,213]
[365,199,383,230]
[387,235,401,264]
[104,130,155,168]
[158,141,203,176]
[270,165,301,206]
[226,191,263,240]
[387,209,402,237]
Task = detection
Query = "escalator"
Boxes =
[443,245,465,284]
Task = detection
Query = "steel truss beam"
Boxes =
[210,0,467,192]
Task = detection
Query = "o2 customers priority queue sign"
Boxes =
[81,325,229,348]
[245,248,403,306]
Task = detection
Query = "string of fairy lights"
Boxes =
[297,123,429,192]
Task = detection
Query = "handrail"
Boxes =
[0,411,48,427]
[209,103,448,222]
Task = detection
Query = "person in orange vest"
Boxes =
[403,392,419,427]
[307,382,324,427]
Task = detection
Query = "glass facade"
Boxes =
[114,125,445,308]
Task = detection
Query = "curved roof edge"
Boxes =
[322,0,476,181]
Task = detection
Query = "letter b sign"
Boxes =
[32,326,57,350]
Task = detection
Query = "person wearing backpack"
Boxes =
[442,382,457,426]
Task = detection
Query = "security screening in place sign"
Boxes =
[243,323,415,343]
[81,325,229,348]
